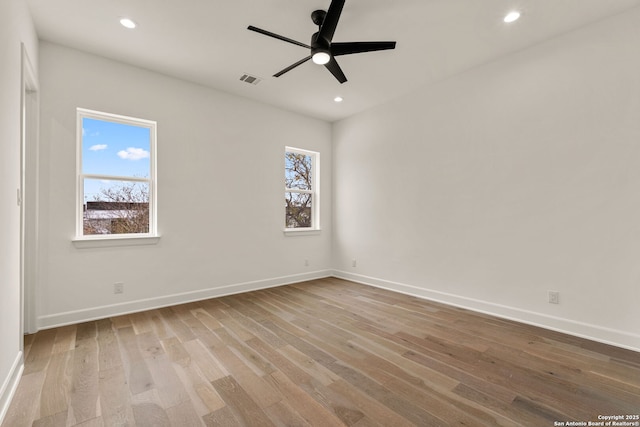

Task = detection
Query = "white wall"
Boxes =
[333,8,640,351]
[37,42,332,328]
[0,0,38,421]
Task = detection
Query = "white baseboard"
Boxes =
[332,270,640,353]
[0,352,24,426]
[34,269,640,352]
[37,270,332,330]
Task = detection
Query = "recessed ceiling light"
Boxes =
[503,11,521,23]
[334,96,343,103]
[120,18,137,29]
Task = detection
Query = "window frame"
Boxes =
[284,146,320,233]
[75,108,158,242]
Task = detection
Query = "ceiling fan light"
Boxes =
[312,51,331,65]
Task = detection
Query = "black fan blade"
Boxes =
[247,26,311,49]
[325,56,347,84]
[331,41,396,56]
[318,0,345,43]
[274,56,312,77]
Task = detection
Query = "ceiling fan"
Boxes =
[247,0,396,84]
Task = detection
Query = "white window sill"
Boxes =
[283,228,321,236]
[72,235,161,249]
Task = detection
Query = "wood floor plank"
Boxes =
[98,366,135,427]
[131,389,171,427]
[131,402,171,427]
[1,371,45,427]
[96,318,122,372]
[23,328,57,375]
[72,416,105,427]
[148,309,173,340]
[452,382,560,426]
[74,322,97,342]
[67,334,100,425]
[23,333,36,356]
[333,340,503,426]
[176,305,225,347]
[260,320,337,368]
[327,379,413,427]
[161,336,190,365]
[202,405,240,427]
[158,307,196,343]
[51,325,76,355]
[586,368,640,397]
[190,307,223,332]
[171,361,226,416]
[146,353,191,409]
[263,400,313,427]
[31,410,66,427]
[350,336,461,392]
[182,339,228,382]
[278,344,340,386]
[289,374,369,426]
[248,335,368,424]
[129,311,153,335]
[245,336,321,390]
[116,326,155,396]
[326,360,448,426]
[38,350,72,419]
[165,400,204,427]
[4,278,639,427]
[177,310,225,349]
[210,345,282,409]
[483,344,640,410]
[264,370,345,427]
[136,331,165,359]
[223,300,288,349]
[199,298,232,322]
[109,314,132,330]
[215,312,256,342]
[213,326,276,375]
[254,297,310,336]
[211,375,276,427]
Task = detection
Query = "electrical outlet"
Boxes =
[548,291,559,304]
[114,282,124,294]
[352,259,357,268]
[304,259,309,267]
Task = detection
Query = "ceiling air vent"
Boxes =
[239,73,262,85]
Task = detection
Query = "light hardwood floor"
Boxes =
[3,278,639,426]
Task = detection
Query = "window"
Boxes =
[285,147,319,231]
[77,108,157,239]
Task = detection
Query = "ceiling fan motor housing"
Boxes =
[311,32,330,57]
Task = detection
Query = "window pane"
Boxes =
[285,152,312,190]
[285,192,312,228]
[82,117,150,177]
[83,179,149,235]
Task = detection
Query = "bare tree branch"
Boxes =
[83,182,149,235]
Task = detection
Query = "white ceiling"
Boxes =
[26,0,640,122]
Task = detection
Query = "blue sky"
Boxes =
[82,117,150,201]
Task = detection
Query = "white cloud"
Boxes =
[83,129,100,137]
[89,144,108,151]
[117,147,150,161]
